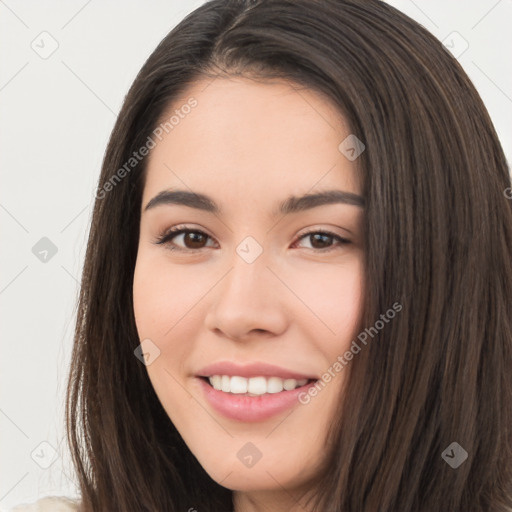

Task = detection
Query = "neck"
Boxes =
[233,487,315,512]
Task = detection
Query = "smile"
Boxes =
[195,361,319,422]
[207,375,309,395]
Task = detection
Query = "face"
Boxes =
[133,76,365,503]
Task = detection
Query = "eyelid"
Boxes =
[296,226,351,242]
[292,228,351,250]
[153,224,216,250]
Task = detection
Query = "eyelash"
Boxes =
[153,225,351,253]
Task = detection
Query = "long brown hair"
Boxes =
[65,0,512,510]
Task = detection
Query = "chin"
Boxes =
[195,450,316,494]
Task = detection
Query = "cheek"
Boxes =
[132,253,218,393]
[132,253,208,338]
[133,270,169,341]
[287,257,364,339]
[132,255,201,420]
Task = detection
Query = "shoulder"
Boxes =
[9,496,80,512]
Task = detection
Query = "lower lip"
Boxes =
[197,378,317,422]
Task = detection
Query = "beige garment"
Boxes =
[9,497,80,511]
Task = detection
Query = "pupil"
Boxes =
[311,233,331,248]
[186,232,205,248]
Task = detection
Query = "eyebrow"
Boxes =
[143,188,365,216]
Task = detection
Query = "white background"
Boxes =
[0,0,510,509]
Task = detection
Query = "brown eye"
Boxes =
[295,230,351,251]
[183,231,208,249]
[309,233,334,249]
[155,228,216,251]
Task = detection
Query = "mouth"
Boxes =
[196,373,319,422]
[199,375,316,396]
[195,361,320,421]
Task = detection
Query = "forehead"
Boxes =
[143,77,361,205]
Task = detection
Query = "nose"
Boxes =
[204,249,289,342]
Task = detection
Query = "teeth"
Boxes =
[267,377,283,393]
[283,378,299,391]
[207,375,309,395]
[248,376,266,395]
[221,375,230,392]
[230,376,248,394]
[210,375,222,390]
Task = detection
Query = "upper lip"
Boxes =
[197,361,318,380]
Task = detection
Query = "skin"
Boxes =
[132,76,365,512]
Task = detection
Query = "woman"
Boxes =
[12,0,512,510]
